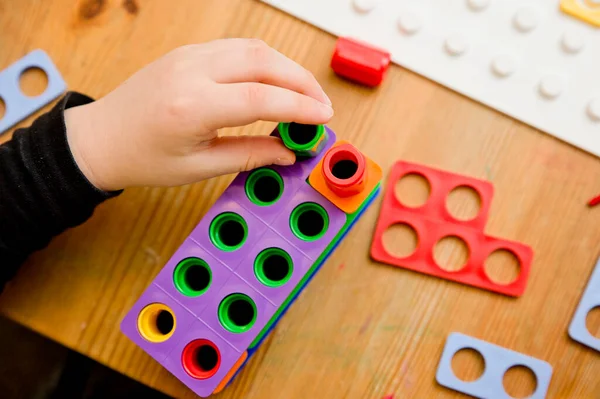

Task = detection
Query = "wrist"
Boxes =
[64,101,117,192]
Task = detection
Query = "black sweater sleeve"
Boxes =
[0,92,122,291]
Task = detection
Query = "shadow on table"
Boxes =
[0,315,171,399]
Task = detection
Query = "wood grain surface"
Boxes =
[1,1,599,398]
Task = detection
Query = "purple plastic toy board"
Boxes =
[121,125,380,397]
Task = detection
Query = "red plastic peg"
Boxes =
[330,37,391,87]
[321,143,367,197]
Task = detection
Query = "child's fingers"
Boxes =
[206,39,331,106]
[203,82,333,130]
[188,135,296,178]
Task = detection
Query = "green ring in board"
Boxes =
[209,212,248,252]
[245,168,284,206]
[218,293,257,334]
[173,257,212,297]
[278,122,326,152]
[254,248,294,287]
[289,202,329,241]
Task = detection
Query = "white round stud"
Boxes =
[444,35,468,56]
[397,12,422,35]
[491,55,516,77]
[467,0,490,11]
[513,7,538,32]
[561,31,584,54]
[539,76,564,99]
[353,0,378,14]
[587,99,600,122]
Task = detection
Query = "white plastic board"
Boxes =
[260,0,600,157]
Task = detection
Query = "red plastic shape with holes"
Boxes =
[370,161,534,297]
[330,37,391,87]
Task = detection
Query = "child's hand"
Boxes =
[64,39,333,191]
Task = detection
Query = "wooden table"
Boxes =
[2,1,599,398]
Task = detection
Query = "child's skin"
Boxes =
[65,39,334,191]
[0,39,333,289]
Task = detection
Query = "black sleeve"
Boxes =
[0,92,122,291]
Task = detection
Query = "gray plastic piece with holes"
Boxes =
[569,256,600,352]
[0,49,66,135]
[436,332,553,399]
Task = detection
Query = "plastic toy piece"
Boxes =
[589,194,600,207]
[259,0,600,158]
[568,256,600,352]
[437,333,553,399]
[322,143,367,197]
[561,0,600,27]
[379,161,494,230]
[308,141,382,213]
[330,37,391,87]
[371,206,533,296]
[278,122,328,157]
[121,125,381,397]
[0,50,66,135]
[121,286,197,363]
[370,161,533,297]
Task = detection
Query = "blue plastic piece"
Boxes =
[569,256,600,352]
[437,332,553,399]
[0,50,66,135]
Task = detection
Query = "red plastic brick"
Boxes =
[330,37,391,87]
[370,161,534,297]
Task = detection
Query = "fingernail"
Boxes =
[322,92,332,106]
[320,103,334,118]
[275,157,294,166]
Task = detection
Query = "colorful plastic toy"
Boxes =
[330,37,391,87]
[437,332,553,399]
[568,255,600,352]
[120,123,382,397]
[0,50,66,135]
[370,161,533,297]
[561,0,600,27]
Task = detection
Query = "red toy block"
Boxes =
[370,161,534,297]
[330,37,391,87]
[588,194,600,207]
